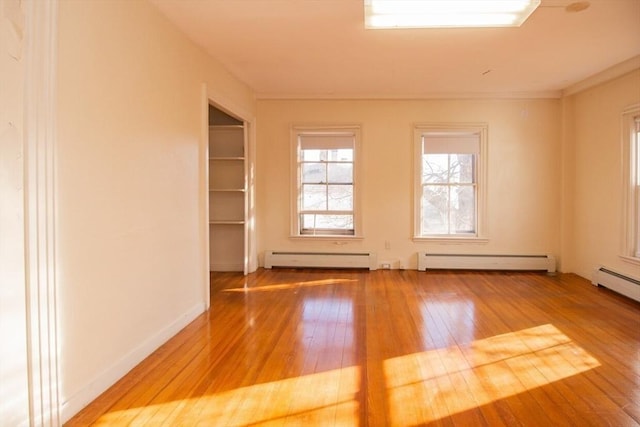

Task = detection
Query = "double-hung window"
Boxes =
[622,105,640,262]
[291,127,361,237]
[414,124,487,241]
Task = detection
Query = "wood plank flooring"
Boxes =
[66,269,640,426]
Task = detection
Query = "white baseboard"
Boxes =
[60,302,206,423]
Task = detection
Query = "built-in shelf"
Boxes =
[209,220,245,225]
[209,117,246,273]
[209,124,243,129]
[209,127,244,158]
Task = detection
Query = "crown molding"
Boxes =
[256,90,563,101]
[562,55,640,97]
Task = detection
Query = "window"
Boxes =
[291,127,361,237]
[414,124,487,241]
[622,105,640,262]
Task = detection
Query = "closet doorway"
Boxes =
[208,104,247,273]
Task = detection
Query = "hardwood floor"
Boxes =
[66,269,640,426]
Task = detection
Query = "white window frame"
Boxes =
[290,125,363,240]
[621,105,640,265]
[413,123,488,243]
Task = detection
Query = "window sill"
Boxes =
[619,255,640,266]
[290,235,364,243]
[413,236,489,244]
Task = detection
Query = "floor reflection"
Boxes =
[95,366,360,425]
[384,324,601,425]
[222,278,358,293]
[297,294,359,382]
[421,299,476,348]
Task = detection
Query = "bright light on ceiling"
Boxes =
[364,0,542,29]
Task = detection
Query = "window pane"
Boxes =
[302,148,353,162]
[422,184,475,234]
[301,149,323,161]
[329,149,353,162]
[449,154,475,184]
[423,154,475,184]
[450,185,475,233]
[327,185,353,210]
[301,214,315,229]
[302,184,326,210]
[328,163,353,183]
[422,185,449,234]
[301,214,354,232]
[423,154,449,184]
[302,163,326,183]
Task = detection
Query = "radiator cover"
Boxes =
[264,251,377,270]
[418,253,556,273]
[592,267,640,303]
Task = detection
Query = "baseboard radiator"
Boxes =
[418,252,556,273]
[591,267,640,303]
[264,251,377,270]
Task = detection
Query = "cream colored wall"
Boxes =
[0,0,29,423]
[566,70,640,280]
[57,0,254,420]
[256,99,562,269]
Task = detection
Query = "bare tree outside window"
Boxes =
[416,127,485,239]
[422,153,476,235]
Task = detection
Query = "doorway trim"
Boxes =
[201,85,257,303]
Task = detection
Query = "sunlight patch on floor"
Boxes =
[223,278,358,293]
[383,324,601,426]
[94,366,360,425]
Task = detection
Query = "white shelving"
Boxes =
[208,190,244,224]
[209,123,246,272]
[209,159,244,191]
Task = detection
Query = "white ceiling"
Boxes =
[150,0,640,99]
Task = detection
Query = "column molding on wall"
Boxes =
[559,96,576,273]
[200,85,211,307]
[23,0,60,424]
